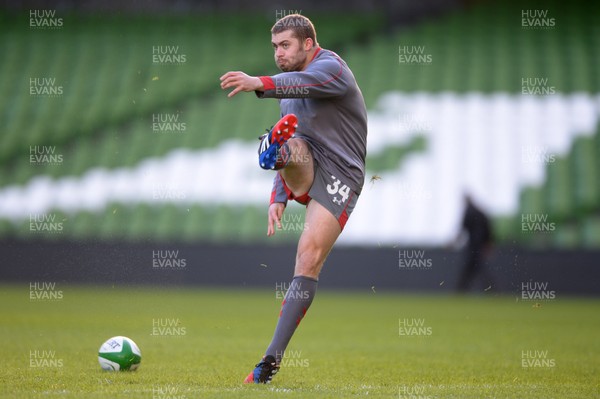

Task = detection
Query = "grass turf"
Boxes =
[0,284,598,398]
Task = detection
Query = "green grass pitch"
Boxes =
[0,284,598,398]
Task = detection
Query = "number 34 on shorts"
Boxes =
[326,175,351,205]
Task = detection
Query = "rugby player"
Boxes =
[220,13,368,383]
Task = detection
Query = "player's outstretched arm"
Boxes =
[267,202,285,236]
[220,71,264,98]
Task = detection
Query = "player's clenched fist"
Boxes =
[219,71,264,98]
[267,202,286,236]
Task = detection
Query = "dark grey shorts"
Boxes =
[308,163,359,229]
[281,160,359,230]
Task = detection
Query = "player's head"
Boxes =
[271,14,318,72]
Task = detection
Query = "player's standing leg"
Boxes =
[264,198,341,354]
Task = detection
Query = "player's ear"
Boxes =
[304,38,313,51]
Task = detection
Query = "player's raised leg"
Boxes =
[279,138,314,198]
[258,114,298,170]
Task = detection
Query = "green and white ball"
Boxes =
[98,336,141,371]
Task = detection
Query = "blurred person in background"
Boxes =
[454,194,495,292]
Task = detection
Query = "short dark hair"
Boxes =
[271,14,318,47]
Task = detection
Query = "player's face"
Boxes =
[271,31,309,72]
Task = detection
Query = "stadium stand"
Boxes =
[0,2,598,247]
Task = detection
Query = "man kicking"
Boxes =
[220,13,368,384]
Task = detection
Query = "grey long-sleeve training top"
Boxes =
[256,47,368,205]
